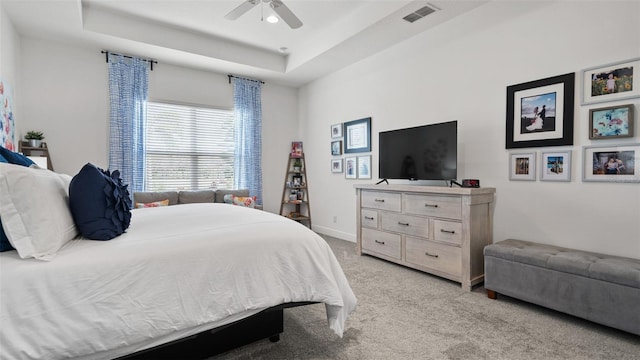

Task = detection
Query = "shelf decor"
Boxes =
[344,117,371,153]
[506,73,575,149]
[580,58,640,105]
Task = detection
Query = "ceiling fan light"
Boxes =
[266,14,279,23]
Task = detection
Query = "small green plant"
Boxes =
[25,131,44,140]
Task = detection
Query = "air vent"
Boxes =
[402,5,436,23]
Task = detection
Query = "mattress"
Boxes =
[0,203,357,360]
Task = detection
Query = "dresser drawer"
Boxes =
[362,191,402,212]
[361,209,378,228]
[433,220,462,246]
[381,212,428,238]
[405,237,461,277]
[403,194,462,219]
[361,228,401,259]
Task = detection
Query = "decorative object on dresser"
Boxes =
[280,151,311,227]
[18,139,54,170]
[24,130,44,148]
[355,184,495,291]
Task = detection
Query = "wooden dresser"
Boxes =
[354,184,495,291]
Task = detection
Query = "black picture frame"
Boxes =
[506,73,575,149]
[344,117,371,153]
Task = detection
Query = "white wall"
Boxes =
[18,37,299,213]
[300,1,640,258]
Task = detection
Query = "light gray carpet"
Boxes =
[212,235,640,359]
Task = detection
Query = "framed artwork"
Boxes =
[331,123,343,139]
[583,143,640,183]
[357,155,372,179]
[331,140,342,155]
[588,104,634,139]
[345,156,357,179]
[581,58,640,105]
[292,174,303,187]
[509,152,536,181]
[0,78,16,151]
[344,117,371,153]
[290,141,303,158]
[506,73,575,149]
[541,150,571,182]
[331,158,343,173]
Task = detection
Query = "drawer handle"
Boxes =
[364,216,375,220]
[398,222,410,226]
[374,199,385,203]
[375,240,385,245]
[424,204,439,208]
[440,229,455,234]
[425,252,439,258]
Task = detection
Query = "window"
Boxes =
[145,102,234,191]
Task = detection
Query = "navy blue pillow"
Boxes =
[69,163,132,240]
[0,146,35,167]
[0,224,14,252]
[0,153,7,163]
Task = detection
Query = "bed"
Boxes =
[0,202,357,360]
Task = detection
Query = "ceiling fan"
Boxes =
[224,0,303,29]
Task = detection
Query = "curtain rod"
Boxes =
[101,50,158,71]
[228,74,265,84]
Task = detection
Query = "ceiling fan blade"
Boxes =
[224,0,260,20]
[270,0,303,29]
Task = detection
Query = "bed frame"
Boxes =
[118,302,317,359]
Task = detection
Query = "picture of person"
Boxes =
[521,93,556,133]
[605,156,624,174]
[590,66,634,97]
[331,140,342,155]
[515,157,530,175]
[592,150,634,175]
[606,73,616,93]
[546,156,563,174]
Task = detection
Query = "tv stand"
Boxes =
[354,184,495,291]
[375,179,389,185]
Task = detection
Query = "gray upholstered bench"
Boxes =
[484,239,640,335]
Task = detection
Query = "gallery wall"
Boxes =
[299,1,640,257]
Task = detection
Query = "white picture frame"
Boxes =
[581,57,640,105]
[582,143,640,183]
[509,152,536,181]
[345,156,357,179]
[540,150,571,182]
[357,155,371,179]
[331,123,343,139]
[331,158,343,173]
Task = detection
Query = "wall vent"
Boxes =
[402,5,436,23]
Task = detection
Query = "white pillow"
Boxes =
[0,163,78,260]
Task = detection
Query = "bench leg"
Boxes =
[486,289,497,299]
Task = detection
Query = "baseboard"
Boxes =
[312,225,356,243]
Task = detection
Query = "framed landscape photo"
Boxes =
[344,117,371,153]
[509,152,536,181]
[331,140,342,155]
[357,155,372,179]
[541,150,571,182]
[331,158,343,173]
[506,73,575,149]
[331,123,343,139]
[345,156,357,179]
[583,144,640,183]
[589,104,634,139]
[581,58,640,105]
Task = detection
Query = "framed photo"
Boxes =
[345,156,357,179]
[357,155,372,179]
[583,143,640,183]
[506,73,575,149]
[509,152,536,181]
[292,174,303,187]
[331,140,342,155]
[541,150,571,182]
[589,104,634,139]
[581,58,640,105]
[290,141,303,158]
[331,123,343,139]
[344,117,371,153]
[331,158,343,173]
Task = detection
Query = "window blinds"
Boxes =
[145,102,234,191]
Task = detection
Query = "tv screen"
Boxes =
[379,121,457,181]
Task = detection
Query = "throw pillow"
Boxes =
[0,153,7,163]
[69,163,132,240]
[0,224,14,252]
[0,163,78,260]
[135,199,169,208]
[224,194,257,208]
[0,146,35,167]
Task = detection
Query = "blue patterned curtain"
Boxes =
[232,78,262,204]
[107,54,149,193]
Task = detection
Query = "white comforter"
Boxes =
[0,204,357,360]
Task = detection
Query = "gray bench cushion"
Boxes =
[484,239,640,289]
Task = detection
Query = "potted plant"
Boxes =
[25,130,44,148]
[293,158,302,173]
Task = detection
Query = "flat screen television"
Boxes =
[379,121,457,181]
